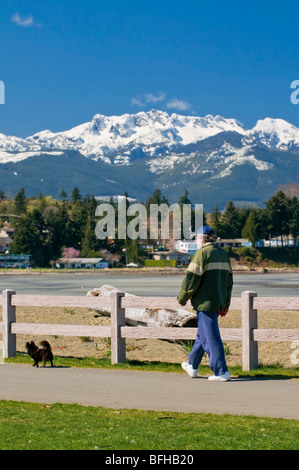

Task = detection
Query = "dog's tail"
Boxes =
[40,340,51,349]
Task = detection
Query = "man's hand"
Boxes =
[220,308,229,317]
[177,298,187,306]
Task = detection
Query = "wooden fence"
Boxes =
[0,289,299,370]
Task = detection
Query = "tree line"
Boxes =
[209,189,299,247]
[0,186,298,267]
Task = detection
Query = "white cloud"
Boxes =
[131,92,193,113]
[130,96,145,107]
[131,92,166,108]
[12,13,41,28]
[166,98,192,111]
[145,92,166,103]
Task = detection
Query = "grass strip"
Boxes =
[5,353,299,379]
[0,400,298,450]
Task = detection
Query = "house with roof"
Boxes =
[0,254,31,268]
[175,240,198,255]
[149,250,190,265]
[55,257,109,269]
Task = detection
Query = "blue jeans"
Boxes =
[188,311,228,376]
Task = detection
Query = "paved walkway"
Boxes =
[0,364,298,419]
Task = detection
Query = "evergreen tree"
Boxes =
[178,189,191,206]
[45,204,69,259]
[13,187,27,215]
[221,201,240,238]
[80,216,98,257]
[59,189,68,201]
[125,239,139,264]
[254,208,269,241]
[37,192,47,214]
[66,198,86,250]
[238,207,251,233]
[145,189,169,211]
[84,194,98,218]
[210,206,224,238]
[178,189,196,238]
[145,189,169,243]
[288,196,299,247]
[71,187,82,203]
[9,209,50,266]
[242,210,259,246]
[264,190,290,244]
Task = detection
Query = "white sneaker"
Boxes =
[208,371,231,382]
[181,361,198,378]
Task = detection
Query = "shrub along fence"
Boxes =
[0,289,299,371]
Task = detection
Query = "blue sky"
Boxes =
[1,0,299,137]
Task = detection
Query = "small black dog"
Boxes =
[25,340,54,367]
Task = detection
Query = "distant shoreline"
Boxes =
[0,267,299,276]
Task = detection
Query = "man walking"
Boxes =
[177,225,233,381]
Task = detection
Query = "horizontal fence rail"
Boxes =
[10,323,111,338]
[10,294,112,310]
[1,289,299,370]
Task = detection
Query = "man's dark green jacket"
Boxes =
[177,242,233,313]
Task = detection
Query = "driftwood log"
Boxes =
[86,284,197,328]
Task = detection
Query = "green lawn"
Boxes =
[0,400,298,450]
[2,355,299,450]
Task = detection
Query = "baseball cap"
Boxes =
[191,225,215,237]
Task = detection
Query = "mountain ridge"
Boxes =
[0,110,298,210]
[1,110,299,163]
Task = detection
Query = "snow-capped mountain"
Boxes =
[0,110,298,209]
[0,110,299,163]
[243,118,299,149]
[0,110,246,164]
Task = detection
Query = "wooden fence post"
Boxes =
[2,289,16,358]
[242,290,258,371]
[111,291,126,364]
